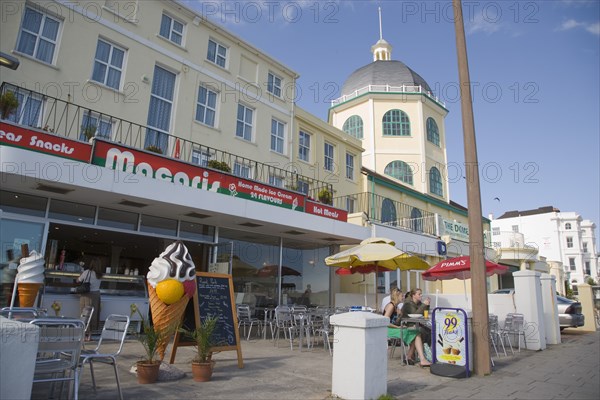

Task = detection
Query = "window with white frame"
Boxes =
[346,197,356,213]
[80,111,112,141]
[565,223,572,230]
[269,175,284,188]
[270,118,285,154]
[159,13,184,45]
[297,180,309,195]
[569,257,576,271]
[17,6,61,64]
[512,225,519,233]
[6,90,43,127]
[236,104,253,141]
[583,242,588,252]
[233,161,252,179]
[324,142,334,172]
[566,237,573,248]
[267,72,282,97]
[298,131,311,162]
[191,148,212,167]
[585,261,590,275]
[91,38,125,90]
[492,227,500,235]
[195,85,217,127]
[346,153,355,180]
[207,39,227,68]
[144,65,176,153]
[429,167,443,196]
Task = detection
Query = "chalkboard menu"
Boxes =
[170,272,243,368]
[196,274,237,347]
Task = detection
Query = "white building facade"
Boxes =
[491,206,599,290]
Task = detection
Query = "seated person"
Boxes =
[380,287,404,314]
[400,288,432,353]
[384,289,431,367]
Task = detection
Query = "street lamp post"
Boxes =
[0,52,20,70]
[452,0,492,376]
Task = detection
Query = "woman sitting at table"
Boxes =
[400,289,432,359]
[384,289,431,367]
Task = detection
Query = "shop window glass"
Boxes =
[140,214,177,236]
[0,191,47,217]
[179,221,215,242]
[281,245,330,307]
[97,207,138,230]
[48,199,95,224]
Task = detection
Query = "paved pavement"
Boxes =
[29,328,599,400]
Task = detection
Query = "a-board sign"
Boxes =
[430,307,470,378]
[170,272,243,368]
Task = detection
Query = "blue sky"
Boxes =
[185,0,599,241]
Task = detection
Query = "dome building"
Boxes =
[329,27,450,202]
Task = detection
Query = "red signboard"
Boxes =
[92,140,306,212]
[305,200,348,222]
[0,121,92,162]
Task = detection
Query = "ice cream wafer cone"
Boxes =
[148,283,190,360]
[18,282,42,307]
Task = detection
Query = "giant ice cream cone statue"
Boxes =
[147,241,197,360]
[17,250,45,307]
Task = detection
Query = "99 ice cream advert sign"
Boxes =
[434,308,467,367]
[93,141,305,212]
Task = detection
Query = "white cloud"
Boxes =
[467,14,501,35]
[559,19,584,31]
[556,19,600,35]
[586,22,600,35]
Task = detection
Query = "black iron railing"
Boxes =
[333,192,437,236]
[0,82,333,199]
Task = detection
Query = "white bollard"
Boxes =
[513,270,547,350]
[330,311,389,400]
[540,273,561,345]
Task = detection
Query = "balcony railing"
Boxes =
[0,82,332,199]
[331,84,446,108]
[333,192,437,236]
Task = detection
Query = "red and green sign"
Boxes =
[92,141,305,212]
[0,121,91,162]
[305,200,348,222]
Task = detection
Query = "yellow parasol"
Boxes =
[325,237,430,307]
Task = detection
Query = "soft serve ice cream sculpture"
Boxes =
[147,241,197,360]
[17,250,45,307]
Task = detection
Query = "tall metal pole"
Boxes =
[452,0,491,376]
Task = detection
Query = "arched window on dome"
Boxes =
[381,198,397,226]
[384,161,413,185]
[382,109,410,136]
[429,167,443,197]
[426,117,440,146]
[410,208,423,232]
[343,115,364,139]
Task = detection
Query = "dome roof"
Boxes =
[341,60,432,97]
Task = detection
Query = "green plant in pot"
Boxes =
[130,304,175,384]
[207,160,231,173]
[0,91,19,119]
[317,188,332,205]
[145,145,164,154]
[82,125,97,141]
[179,316,218,382]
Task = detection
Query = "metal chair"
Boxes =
[274,305,298,350]
[500,313,527,354]
[78,314,130,400]
[488,314,506,359]
[236,304,262,340]
[30,318,86,400]
[1,306,47,320]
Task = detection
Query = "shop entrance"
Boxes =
[45,223,213,276]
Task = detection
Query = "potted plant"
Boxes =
[0,91,19,119]
[317,188,332,205]
[130,304,174,384]
[207,160,231,173]
[82,125,97,142]
[179,316,218,382]
[145,145,164,154]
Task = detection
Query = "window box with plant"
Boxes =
[82,125,97,142]
[145,145,164,154]
[179,315,219,382]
